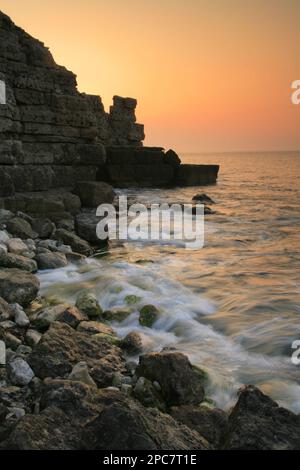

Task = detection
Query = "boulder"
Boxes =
[0,269,39,306]
[136,352,206,406]
[224,385,300,450]
[120,331,143,355]
[35,252,68,270]
[54,229,92,256]
[76,181,115,208]
[6,217,36,239]
[6,238,27,255]
[133,376,165,411]
[28,322,126,387]
[0,297,14,321]
[75,212,106,244]
[139,304,160,327]
[0,209,14,225]
[0,252,37,273]
[7,357,34,386]
[31,218,55,239]
[164,149,181,167]
[75,292,102,319]
[68,362,97,387]
[25,329,42,348]
[170,405,228,449]
[77,321,116,337]
[175,164,219,186]
[192,193,215,204]
[11,304,30,328]
[31,304,69,331]
[1,381,209,450]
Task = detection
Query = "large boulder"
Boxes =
[76,181,115,208]
[0,380,209,450]
[136,352,206,406]
[0,268,39,306]
[28,322,126,387]
[224,385,300,450]
[75,212,106,244]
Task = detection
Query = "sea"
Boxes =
[38,151,300,412]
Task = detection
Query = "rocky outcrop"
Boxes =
[224,385,300,450]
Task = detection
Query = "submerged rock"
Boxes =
[224,385,300,450]
[139,305,160,327]
[192,193,215,204]
[102,307,132,323]
[136,352,206,406]
[75,292,102,319]
[120,331,143,355]
[0,269,39,306]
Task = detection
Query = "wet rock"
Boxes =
[0,269,40,306]
[37,239,57,251]
[68,361,97,387]
[7,357,34,386]
[75,212,107,244]
[170,405,228,449]
[102,307,132,323]
[54,229,92,256]
[76,181,115,208]
[120,331,143,355]
[224,385,300,450]
[139,304,160,327]
[6,238,27,255]
[75,292,102,319]
[35,252,68,270]
[0,231,10,245]
[15,345,32,359]
[31,218,55,239]
[31,304,69,331]
[133,376,166,411]
[0,252,37,273]
[56,306,85,329]
[136,352,206,406]
[6,217,36,240]
[11,304,30,328]
[56,244,72,254]
[1,380,208,450]
[0,243,7,256]
[25,330,42,348]
[28,322,126,387]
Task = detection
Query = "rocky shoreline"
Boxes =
[0,206,300,450]
[1,10,300,451]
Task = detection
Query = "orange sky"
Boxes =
[1,0,300,152]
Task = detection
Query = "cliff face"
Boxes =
[0,10,145,195]
[0,10,219,197]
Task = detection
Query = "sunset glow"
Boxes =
[2,0,300,151]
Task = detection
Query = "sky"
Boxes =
[1,0,300,152]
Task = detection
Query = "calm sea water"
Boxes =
[39,152,300,412]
